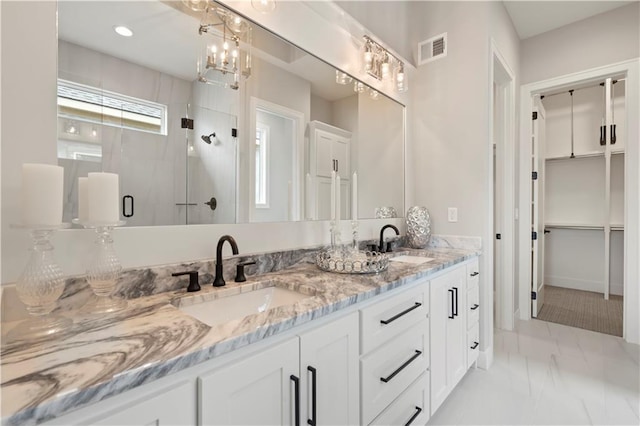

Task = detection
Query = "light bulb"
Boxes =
[381,61,390,79]
[232,49,238,58]
[364,51,373,72]
[251,0,276,13]
[354,82,365,93]
[370,90,379,100]
[223,41,229,51]
[211,45,217,53]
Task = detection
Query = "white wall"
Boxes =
[310,94,332,124]
[0,1,407,284]
[521,3,640,84]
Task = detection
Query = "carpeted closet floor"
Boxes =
[536,285,623,337]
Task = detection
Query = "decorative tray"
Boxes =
[315,249,389,274]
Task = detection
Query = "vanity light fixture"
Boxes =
[335,70,353,85]
[197,6,252,90]
[113,25,133,37]
[362,35,407,93]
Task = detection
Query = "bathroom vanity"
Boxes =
[1,246,480,426]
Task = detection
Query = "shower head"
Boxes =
[201,132,216,144]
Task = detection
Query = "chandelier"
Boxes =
[197,6,252,90]
[361,35,407,93]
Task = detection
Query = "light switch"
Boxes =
[448,207,458,222]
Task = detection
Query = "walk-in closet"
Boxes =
[531,76,625,336]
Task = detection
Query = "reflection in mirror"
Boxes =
[57,1,404,226]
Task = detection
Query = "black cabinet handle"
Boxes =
[290,375,300,426]
[470,304,479,311]
[600,125,606,146]
[380,350,422,383]
[470,341,479,350]
[122,195,134,218]
[336,160,339,173]
[470,272,479,277]
[380,302,422,325]
[448,289,454,319]
[307,366,317,426]
[453,287,459,317]
[611,124,617,144]
[404,407,423,426]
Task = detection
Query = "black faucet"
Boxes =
[213,235,239,287]
[379,224,400,253]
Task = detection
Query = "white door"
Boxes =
[199,338,299,425]
[531,97,547,317]
[299,312,359,426]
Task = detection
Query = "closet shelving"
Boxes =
[541,77,625,299]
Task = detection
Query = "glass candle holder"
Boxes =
[8,226,71,341]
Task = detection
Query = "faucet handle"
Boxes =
[235,260,257,283]
[172,271,201,292]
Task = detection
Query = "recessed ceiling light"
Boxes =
[114,26,133,37]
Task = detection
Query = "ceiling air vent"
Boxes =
[418,32,447,65]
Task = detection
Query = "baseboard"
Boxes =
[477,346,493,370]
[544,276,624,296]
[610,282,624,296]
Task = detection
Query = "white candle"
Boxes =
[336,175,341,221]
[330,171,336,220]
[88,172,119,223]
[78,177,89,222]
[305,173,312,220]
[352,171,358,220]
[21,163,63,226]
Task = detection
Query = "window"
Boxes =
[57,79,167,135]
[255,124,269,208]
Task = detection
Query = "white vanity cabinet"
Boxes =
[360,282,430,426]
[429,264,468,415]
[199,337,300,425]
[200,312,359,426]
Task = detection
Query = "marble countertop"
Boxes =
[1,247,479,425]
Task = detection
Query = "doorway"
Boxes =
[518,60,639,342]
[491,42,516,333]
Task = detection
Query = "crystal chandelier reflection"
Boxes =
[197,6,252,90]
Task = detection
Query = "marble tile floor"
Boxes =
[429,319,640,425]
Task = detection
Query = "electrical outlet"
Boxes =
[448,207,458,223]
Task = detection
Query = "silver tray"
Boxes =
[315,250,389,274]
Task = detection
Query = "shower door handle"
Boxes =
[205,197,217,211]
[122,195,134,218]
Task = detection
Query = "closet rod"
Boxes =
[540,78,625,99]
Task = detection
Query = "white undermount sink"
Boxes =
[174,286,311,327]
[389,255,434,265]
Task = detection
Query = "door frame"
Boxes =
[248,97,305,222]
[490,40,516,335]
[517,59,640,344]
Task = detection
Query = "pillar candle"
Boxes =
[352,171,358,220]
[78,177,89,222]
[21,163,63,227]
[336,175,341,221]
[88,172,119,223]
[330,171,336,220]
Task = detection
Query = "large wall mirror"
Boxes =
[57,1,405,226]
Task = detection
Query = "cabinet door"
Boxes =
[429,273,450,414]
[315,132,334,178]
[446,266,467,390]
[299,312,359,426]
[199,338,299,425]
[333,136,350,179]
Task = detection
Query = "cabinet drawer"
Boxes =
[467,322,480,368]
[466,259,480,288]
[361,319,429,425]
[467,283,480,329]
[360,284,427,354]
[369,372,430,426]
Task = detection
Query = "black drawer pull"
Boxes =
[470,304,479,310]
[122,195,134,218]
[380,302,422,325]
[453,287,459,317]
[470,341,479,350]
[470,272,479,277]
[448,289,454,319]
[380,350,422,383]
[404,406,423,426]
[307,366,317,426]
[290,375,300,426]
